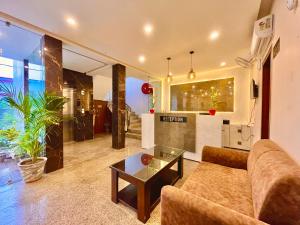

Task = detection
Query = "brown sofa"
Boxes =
[161,140,300,225]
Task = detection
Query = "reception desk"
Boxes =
[142,113,222,161]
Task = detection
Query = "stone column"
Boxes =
[41,35,63,173]
[23,59,29,95]
[112,64,126,149]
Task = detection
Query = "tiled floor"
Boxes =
[0,159,22,187]
[0,135,198,225]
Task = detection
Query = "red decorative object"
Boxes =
[141,154,153,165]
[148,87,153,94]
[209,109,216,116]
[149,108,155,114]
[141,83,151,94]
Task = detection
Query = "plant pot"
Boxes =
[208,109,216,116]
[18,157,47,183]
[149,108,155,114]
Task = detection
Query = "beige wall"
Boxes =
[93,75,112,101]
[162,66,251,124]
[252,0,300,162]
[251,61,263,143]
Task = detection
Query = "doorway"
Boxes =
[261,54,271,139]
[94,100,111,134]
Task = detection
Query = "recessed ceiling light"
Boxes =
[210,31,220,41]
[220,62,226,67]
[144,23,153,35]
[66,17,77,26]
[139,55,146,63]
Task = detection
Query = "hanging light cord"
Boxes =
[190,51,194,70]
[167,57,171,75]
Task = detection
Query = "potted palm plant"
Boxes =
[0,82,66,183]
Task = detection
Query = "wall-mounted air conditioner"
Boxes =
[250,15,274,57]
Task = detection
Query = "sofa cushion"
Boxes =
[247,139,282,177]
[181,161,254,217]
[250,149,300,225]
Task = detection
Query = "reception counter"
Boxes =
[142,113,222,161]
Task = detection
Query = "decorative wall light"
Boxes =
[187,51,196,79]
[166,57,173,83]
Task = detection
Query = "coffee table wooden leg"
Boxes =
[178,155,183,178]
[111,169,119,203]
[137,183,150,223]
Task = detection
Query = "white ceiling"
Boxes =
[0,0,261,77]
[62,44,108,74]
[63,43,151,80]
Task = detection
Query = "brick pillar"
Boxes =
[112,64,126,149]
[41,35,63,173]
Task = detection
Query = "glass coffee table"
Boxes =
[110,146,185,223]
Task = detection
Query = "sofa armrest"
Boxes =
[202,146,249,169]
[161,186,268,225]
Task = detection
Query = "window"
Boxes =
[0,56,13,79]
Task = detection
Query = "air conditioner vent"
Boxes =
[250,15,274,57]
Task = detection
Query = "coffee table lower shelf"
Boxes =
[118,169,179,212]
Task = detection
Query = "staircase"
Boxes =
[126,112,141,140]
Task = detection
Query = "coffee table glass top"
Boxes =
[110,146,185,182]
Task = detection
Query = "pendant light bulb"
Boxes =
[166,57,172,83]
[188,51,196,79]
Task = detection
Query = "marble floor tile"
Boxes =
[0,135,198,225]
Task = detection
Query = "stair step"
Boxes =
[131,119,141,124]
[126,132,141,140]
[128,128,141,134]
[130,114,139,119]
[130,124,141,129]
[130,120,141,125]
[130,122,141,126]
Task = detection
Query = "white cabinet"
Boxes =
[222,124,252,151]
[184,115,222,162]
[222,125,230,147]
[141,114,154,149]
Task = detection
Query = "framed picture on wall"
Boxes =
[170,77,234,112]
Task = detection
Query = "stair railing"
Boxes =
[107,101,132,132]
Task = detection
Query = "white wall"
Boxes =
[251,61,263,143]
[93,75,112,101]
[252,0,300,163]
[162,66,251,124]
[93,73,149,115]
[126,77,149,115]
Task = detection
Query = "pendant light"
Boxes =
[188,51,196,79]
[166,57,173,83]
